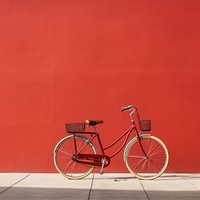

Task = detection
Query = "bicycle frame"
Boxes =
[73,124,135,157]
[72,116,148,168]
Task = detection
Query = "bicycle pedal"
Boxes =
[100,171,104,175]
[100,158,106,175]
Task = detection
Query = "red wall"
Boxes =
[0,0,200,173]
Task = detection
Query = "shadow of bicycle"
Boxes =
[0,186,199,200]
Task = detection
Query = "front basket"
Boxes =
[139,120,151,131]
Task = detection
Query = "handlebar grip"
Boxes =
[121,105,133,112]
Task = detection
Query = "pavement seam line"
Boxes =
[88,173,95,200]
[0,173,31,195]
[139,180,151,200]
[182,175,199,190]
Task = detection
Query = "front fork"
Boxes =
[123,133,151,162]
[133,120,149,158]
[137,134,149,159]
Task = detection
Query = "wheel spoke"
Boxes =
[58,148,72,156]
[127,155,147,159]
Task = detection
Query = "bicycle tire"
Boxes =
[54,135,98,180]
[124,134,169,180]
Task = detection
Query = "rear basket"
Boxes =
[139,120,151,131]
[65,123,86,133]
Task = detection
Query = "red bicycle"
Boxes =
[54,105,169,180]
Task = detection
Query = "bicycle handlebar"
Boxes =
[121,105,140,122]
[121,105,134,112]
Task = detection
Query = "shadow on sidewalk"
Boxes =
[0,187,200,200]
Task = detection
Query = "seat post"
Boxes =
[93,125,98,133]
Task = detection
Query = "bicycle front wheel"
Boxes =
[54,135,97,180]
[124,135,169,180]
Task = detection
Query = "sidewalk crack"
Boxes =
[139,180,151,200]
[0,173,31,195]
[182,176,199,190]
[88,174,95,200]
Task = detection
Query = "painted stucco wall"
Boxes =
[0,0,200,172]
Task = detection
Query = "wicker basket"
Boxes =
[139,120,151,131]
[65,123,86,133]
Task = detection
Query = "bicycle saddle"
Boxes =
[86,120,103,126]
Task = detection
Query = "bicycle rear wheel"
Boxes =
[54,135,97,180]
[124,135,169,180]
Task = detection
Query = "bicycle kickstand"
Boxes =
[100,158,106,175]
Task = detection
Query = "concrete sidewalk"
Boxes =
[0,173,199,200]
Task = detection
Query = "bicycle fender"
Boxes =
[123,134,151,162]
[53,135,91,153]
